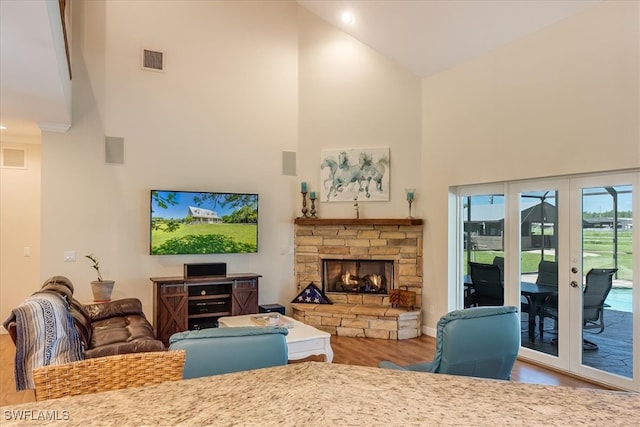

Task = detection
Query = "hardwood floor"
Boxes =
[0,333,605,407]
[1,335,35,406]
[327,335,607,389]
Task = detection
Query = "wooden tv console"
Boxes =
[150,273,260,345]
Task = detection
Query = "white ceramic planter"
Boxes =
[91,280,115,302]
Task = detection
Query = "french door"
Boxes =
[458,171,638,391]
[566,173,637,390]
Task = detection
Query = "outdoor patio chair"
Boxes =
[492,256,530,318]
[582,268,617,349]
[541,268,617,350]
[468,262,504,306]
[536,260,559,335]
[379,306,520,380]
[536,260,558,287]
[492,256,505,281]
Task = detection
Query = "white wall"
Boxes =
[36,1,300,316]
[297,7,422,219]
[421,0,640,327]
[0,141,41,325]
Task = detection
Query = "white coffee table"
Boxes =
[218,314,333,363]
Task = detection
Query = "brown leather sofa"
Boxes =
[4,276,164,359]
[81,298,165,358]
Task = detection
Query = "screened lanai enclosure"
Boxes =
[463,187,632,275]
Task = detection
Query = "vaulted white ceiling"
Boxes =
[297,0,599,77]
[0,0,600,140]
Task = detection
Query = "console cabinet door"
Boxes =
[157,283,188,345]
[232,279,258,315]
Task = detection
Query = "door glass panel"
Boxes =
[520,190,559,356]
[462,194,504,308]
[580,185,633,378]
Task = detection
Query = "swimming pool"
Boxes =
[606,287,632,313]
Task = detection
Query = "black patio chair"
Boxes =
[468,262,503,306]
[536,260,558,337]
[492,256,504,281]
[536,260,558,287]
[582,268,617,350]
[492,256,530,314]
[541,268,617,350]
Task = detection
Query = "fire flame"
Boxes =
[370,274,381,287]
[342,272,358,285]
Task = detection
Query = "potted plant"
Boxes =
[85,254,115,302]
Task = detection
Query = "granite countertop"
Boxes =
[1,362,638,426]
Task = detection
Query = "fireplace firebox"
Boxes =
[322,259,394,294]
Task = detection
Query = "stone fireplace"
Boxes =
[292,218,423,340]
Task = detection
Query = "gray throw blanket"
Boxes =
[12,292,84,390]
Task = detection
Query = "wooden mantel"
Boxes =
[294,218,422,226]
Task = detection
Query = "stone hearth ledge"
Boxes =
[292,302,421,340]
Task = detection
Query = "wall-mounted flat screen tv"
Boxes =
[150,190,258,255]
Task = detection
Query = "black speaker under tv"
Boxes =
[150,190,258,255]
[184,262,227,278]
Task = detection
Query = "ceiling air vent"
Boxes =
[141,49,165,72]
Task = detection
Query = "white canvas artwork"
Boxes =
[320,148,390,202]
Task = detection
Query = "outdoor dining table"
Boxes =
[464,276,558,342]
[520,281,557,342]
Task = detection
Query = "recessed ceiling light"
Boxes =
[0,125,6,130]
[341,11,354,25]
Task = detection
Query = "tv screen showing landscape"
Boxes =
[150,190,258,255]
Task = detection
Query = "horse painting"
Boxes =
[359,152,388,198]
[321,158,339,200]
[320,148,390,202]
[321,152,363,201]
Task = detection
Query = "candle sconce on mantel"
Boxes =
[299,182,308,218]
[309,191,317,218]
[405,188,416,219]
[299,182,318,218]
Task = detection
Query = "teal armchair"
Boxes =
[169,326,288,379]
[379,306,520,380]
